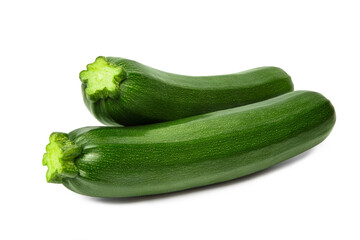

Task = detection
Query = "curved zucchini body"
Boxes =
[43,91,335,198]
[80,57,293,126]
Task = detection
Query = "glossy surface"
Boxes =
[81,57,294,126]
[55,91,336,197]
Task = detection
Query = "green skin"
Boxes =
[43,91,335,198]
[80,56,294,126]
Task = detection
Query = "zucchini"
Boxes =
[43,91,335,198]
[80,56,293,126]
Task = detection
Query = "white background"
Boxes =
[1,0,359,239]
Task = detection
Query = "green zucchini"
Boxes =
[80,56,293,126]
[43,91,335,198]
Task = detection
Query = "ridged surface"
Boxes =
[63,91,336,197]
[82,57,294,126]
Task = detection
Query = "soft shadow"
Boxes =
[90,149,315,204]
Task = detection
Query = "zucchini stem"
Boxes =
[80,56,126,102]
[42,132,82,183]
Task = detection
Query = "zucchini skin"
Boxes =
[59,91,335,197]
[81,57,294,126]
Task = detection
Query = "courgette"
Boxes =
[80,56,293,126]
[43,91,335,197]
